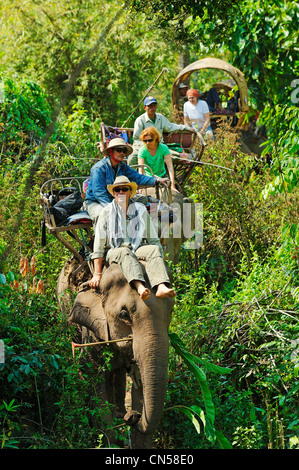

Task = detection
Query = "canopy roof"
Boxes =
[212,79,235,94]
[172,57,249,114]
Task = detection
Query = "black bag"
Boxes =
[51,188,83,226]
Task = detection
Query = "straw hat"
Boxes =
[102,138,133,157]
[107,176,138,197]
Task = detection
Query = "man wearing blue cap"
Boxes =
[132,96,194,153]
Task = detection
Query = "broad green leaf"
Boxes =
[215,430,233,449]
[170,405,201,434]
[6,271,14,282]
[169,333,232,375]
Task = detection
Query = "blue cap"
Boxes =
[144,96,157,106]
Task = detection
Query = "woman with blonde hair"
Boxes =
[137,127,178,192]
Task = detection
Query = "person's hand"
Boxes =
[89,273,102,289]
[171,185,180,193]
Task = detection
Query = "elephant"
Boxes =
[56,258,175,449]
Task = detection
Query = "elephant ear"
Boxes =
[69,286,109,341]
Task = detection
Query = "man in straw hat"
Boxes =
[85,137,170,228]
[89,175,176,300]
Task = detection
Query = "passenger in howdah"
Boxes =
[132,96,194,156]
[137,126,178,193]
[183,88,213,138]
[85,137,170,230]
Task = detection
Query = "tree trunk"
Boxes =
[178,47,190,79]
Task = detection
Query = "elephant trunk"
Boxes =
[131,317,170,448]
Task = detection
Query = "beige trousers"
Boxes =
[107,245,170,289]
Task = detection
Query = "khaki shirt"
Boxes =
[133,112,192,146]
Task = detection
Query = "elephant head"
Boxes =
[68,262,175,449]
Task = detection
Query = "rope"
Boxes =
[72,337,133,362]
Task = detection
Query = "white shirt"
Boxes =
[183,100,209,131]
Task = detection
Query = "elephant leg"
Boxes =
[127,363,143,413]
[131,384,143,414]
[123,364,143,426]
[113,367,127,418]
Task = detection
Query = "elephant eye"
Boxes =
[118,309,131,322]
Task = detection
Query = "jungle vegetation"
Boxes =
[0,0,298,450]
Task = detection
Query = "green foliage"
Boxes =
[163,242,299,449]
[0,0,298,450]
[0,77,53,162]
[228,0,298,108]
[261,104,299,197]
[0,78,52,139]
[186,124,285,280]
[129,0,239,44]
[0,0,178,124]
[0,270,115,449]
[167,332,232,448]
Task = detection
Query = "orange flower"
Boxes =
[20,256,30,276]
[36,279,44,294]
[24,258,30,276]
[30,256,36,276]
[19,256,25,275]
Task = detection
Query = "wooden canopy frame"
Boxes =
[171,57,249,129]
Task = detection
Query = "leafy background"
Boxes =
[0,0,298,449]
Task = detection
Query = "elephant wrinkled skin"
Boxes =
[58,260,175,449]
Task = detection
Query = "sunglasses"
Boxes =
[114,147,127,154]
[113,186,130,193]
[143,138,154,143]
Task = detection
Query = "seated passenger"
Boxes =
[85,137,170,229]
[137,127,178,193]
[89,175,176,300]
[206,87,222,112]
[176,83,189,120]
[183,89,213,139]
[133,96,194,153]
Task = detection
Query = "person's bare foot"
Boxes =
[156,284,176,298]
[138,285,151,300]
[133,280,150,300]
